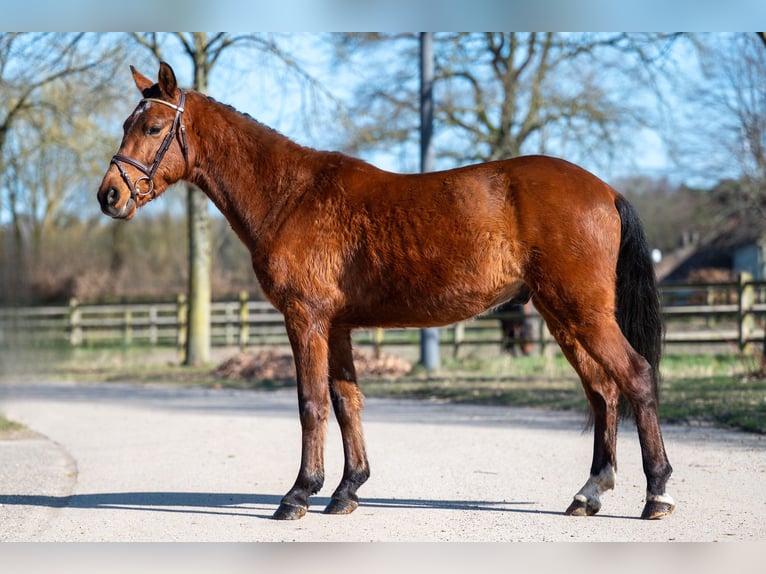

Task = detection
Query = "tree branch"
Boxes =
[131,32,164,61]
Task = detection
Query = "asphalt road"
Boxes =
[1,380,765,542]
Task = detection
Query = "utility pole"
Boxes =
[419,32,440,371]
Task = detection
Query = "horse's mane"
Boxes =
[201,92,288,141]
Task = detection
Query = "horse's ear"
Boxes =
[130,65,153,94]
[157,62,178,99]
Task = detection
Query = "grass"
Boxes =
[2,344,765,434]
[0,414,24,434]
[660,372,766,433]
[361,353,766,434]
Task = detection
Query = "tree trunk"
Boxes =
[184,33,213,365]
[185,182,212,365]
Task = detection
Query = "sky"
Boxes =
[3,4,764,194]
[5,0,766,33]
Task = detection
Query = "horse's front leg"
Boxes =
[273,309,331,520]
[325,326,370,515]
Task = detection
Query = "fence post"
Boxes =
[453,322,464,358]
[149,306,158,345]
[705,286,715,328]
[539,316,556,371]
[738,271,755,354]
[177,294,188,362]
[123,308,133,346]
[224,302,236,346]
[373,327,384,358]
[238,291,249,350]
[69,297,82,346]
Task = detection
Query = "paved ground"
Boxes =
[1,380,765,542]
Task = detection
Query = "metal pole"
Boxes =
[419,32,440,371]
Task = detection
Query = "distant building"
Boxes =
[657,211,765,283]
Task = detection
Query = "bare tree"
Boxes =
[0,33,125,301]
[333,33,680,171]
[685,34,766,208]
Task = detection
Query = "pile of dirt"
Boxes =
[213,349,296,381]
[213,347,412,381]
[352,348,413,378]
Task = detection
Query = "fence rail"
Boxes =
[3,273,766,357]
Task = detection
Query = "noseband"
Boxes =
[110,90,188,202]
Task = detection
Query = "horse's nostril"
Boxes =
[106,187,119,206]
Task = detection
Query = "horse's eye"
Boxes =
[147,125,162,136]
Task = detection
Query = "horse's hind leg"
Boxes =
[535,288,674,519]
[324,326,370,515]
[616,355,675,519]
[536,302,620,516]
[565,363,620,516]
[572,321,674,519]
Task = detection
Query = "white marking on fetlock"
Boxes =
[574,464,616,509]
[645,491,675,506]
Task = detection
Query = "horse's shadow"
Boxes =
[0,491,570,519]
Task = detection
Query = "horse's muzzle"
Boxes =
[98,186,135,219]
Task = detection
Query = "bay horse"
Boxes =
[97,62,675,521]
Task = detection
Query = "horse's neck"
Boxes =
[186,92,308,248]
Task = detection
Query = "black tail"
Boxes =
[614,194,664,417]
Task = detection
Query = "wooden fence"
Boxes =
[2,273,766,357]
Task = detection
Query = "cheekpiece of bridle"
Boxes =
[110,89,188,203]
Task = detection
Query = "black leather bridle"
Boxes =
[110,90,188,203]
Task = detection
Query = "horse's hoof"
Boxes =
[324,497,359,515]
[641,499,675,520]
[564,496,600,516]
[272,502,307,520]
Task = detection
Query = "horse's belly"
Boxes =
[339,222,527,328]
[342,278,530,329]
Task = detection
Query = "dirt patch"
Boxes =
[0,418,42,441]
[213,347,413,381]
[0,428,43,441]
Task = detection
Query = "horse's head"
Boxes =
[97,62,189,220]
